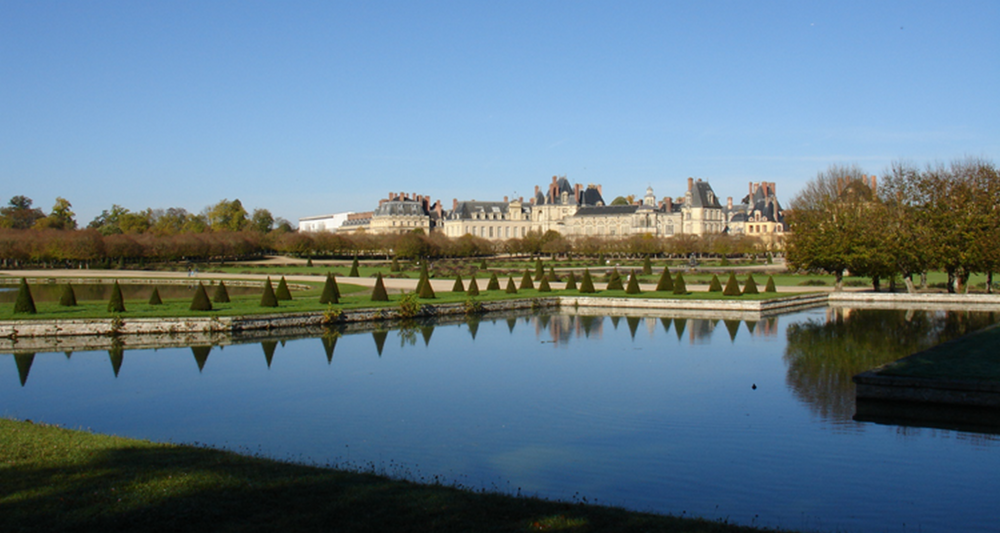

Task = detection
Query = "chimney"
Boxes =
[770,182,776,197]
[664,197,673,211]
[575,183,582,203]
[727,197,733,209]
[597,184,602,196]
[749,182,753,196]
[504,196,508,203]
[869,175,877,197]
[552,175,558,183]
[519,196,523,203]
[688,177,694,192]
[534,185,540,196]
[435,201,443,218]
[453,198,458,210]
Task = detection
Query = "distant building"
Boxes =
[298,212,353,233]
[724,182,788,245]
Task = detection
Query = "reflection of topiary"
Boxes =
[564,271,577,291]
[370,272,389,301]
[275,276,293,300]
[672,273,687,295]
[606,268,624,291]
[190,283,213,311]
[319,273,339,304]
[579,269,596,293]
[148,287,163,305]
[625,270,641,294]
[349,257,360,277]
[260,277,279,307]
[765,275,777,293]
[212,281,230,303]
[486,272,500,291]
[59,283,77,307]
[505,277,517,294]
[723,272,741,296]
[642,256,653,275]
[452,274,465,293]
[519,269,534,290]
[14,278,36,314]
[466,276,480,296]
[743,274,759,295]
[655,267,673,292]
[708,274,723,292]
[538,275,551,292]
[107,281,126,313]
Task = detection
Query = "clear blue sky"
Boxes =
[2,1,998,226]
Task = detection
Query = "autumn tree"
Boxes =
[1,196,45,229]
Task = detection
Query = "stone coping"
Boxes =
[0,277,312,291]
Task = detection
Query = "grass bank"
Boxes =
[0,418,790,533]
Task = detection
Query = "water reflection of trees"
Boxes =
[784,308,999,423]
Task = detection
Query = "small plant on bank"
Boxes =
[398,292,421,318]
[672,272,688,295]
[14,278,36,314]
[451,274,465,293]
[723,272,741,296]
[564,271,577,291]
[260,277,279,308]
[606,268,624,291]
[107,281,126,313]
[466,276,480,296]
[487,272,500,291]
[765,275,777,293]
[579,269,596,293]
[319,273,339,304]
[642,256,653,275]
[505,277,518,294]
[58,283,77,307]
[148,287,163,305]
[520,269,535,290]
[655,267,674,292]
[275,277,293,301]
[190,283,213,311]
[349,257,360,277]
[212,281,230,303]
[370,272,389,302]
[708,274,723,293]
[463,297,483,315]
[743,274,759,295]
[625,270,641,294]
[538,275,552,292]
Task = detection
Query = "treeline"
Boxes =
[786,158,1000,293]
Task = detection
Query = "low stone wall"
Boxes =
[830,291,1000,309]
[854,372,1000,408]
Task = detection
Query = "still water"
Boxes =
[3,307,999,533]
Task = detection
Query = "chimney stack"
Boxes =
[727,197,733,209]
[504,196,508,203]
[453,198,458,210]
[688,177,694,192]
[869,175,877,197]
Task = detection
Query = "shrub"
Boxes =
[260,277,279,307]
[418,270,436,299]
[398,292,421,318]
[452,274,465,293]
[466,276,480,296]
[479,259,488,270]
[190,283,213,311]
[520,269,535,290]
[59,283,77,307]
[538,275,552,292]
[655,268,673,292]
[107,281,126,313]
[625,270,641,294]
[370,272,389,301]
[606,268,624,291]
[505,277,518,294]
[349,257,360,277]
[579,269,596,293]
[642,256,653,275]
[548,266,559,282]
[798,279,828,286]
[672,273,687,295]
[765,275,777,293]
[564,271,577,291]
[14,278,36,314]
[306,258,313,268]
[275,276,293,300]
[534,258,544,281]
[148,287,163,305]
[390,257,401,272]
[487,272,500,291]
[708,274,723,292]
[319,273,339,304]
[723,272,741,296]
[212,281,230,303]
[743,274,759,295]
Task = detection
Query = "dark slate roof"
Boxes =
[689,181,722,208]
[449,201,509,220]
[574,205,640,217]
[373,200,429,217]
[580,186,605,206]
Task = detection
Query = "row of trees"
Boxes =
[786,158,1000,292]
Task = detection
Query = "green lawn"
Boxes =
[0,418,792,533]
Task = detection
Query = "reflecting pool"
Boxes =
[2,306,999,533]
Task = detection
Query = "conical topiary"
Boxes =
[520,269,534,290]
[548,266,559,282]
[505,277,518,294]
[723,272,741,296]
[107,281,126,313]
[275,276,293,300]
[708,274,723,292]
[418,270,436,299]
[655,267,674,292]
[452,274,465,293]
[672,272,687,295]
[148,287,163,305]
[14,278,36,314]
[606,268,624,291]
[765,275,777,293]
[370,272,389,301]
[625,270,641,294]
[390,257,401,272]
[534,258,544,281]
[564,271,577,291]
[190,282,213,311]
[743,274,759,295]
[642,256,653,275]
[319,273,339,304]
[579,269,596,293]
[486,272,500,291]
[212,281,230,303]
[260,277,279,307]
[538,275,552,292]
[467,276,480,296]
[59,283,77,307]
[479,259,488,270]
[349,257,360,277]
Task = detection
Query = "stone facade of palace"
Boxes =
[304,175,788,243]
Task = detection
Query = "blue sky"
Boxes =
[2,1,998,226]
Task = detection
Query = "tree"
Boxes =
[606,268,624,291]
[743,274,759,295]
[1,196,45,229]
[538,274,552,292]
[88,204,131,235]
[212,281,231,303]
[349,257,360,277]
[467,276,480,296]
[417,266,436,299]
[519,269,534,290]
[764,275,777,293]
[452,274,465,293]
[564,271,577,291]
[275,276,293,300]
[625,270,641,294]
[672,273,687,295]
[486,272,500,291]
[579,269,596,293]
[33,197,77,230]
[655,268,673,292]
[205,199,248,232]
[642,256,653,275]
[610,196,629,206]
[319,273,339,304]
[59,283,78,306]
[723,272,741,296]
[14,278,36,314]
[370,272,389,301]
[190,283,213,311]
[505,277,518,294]
[107,281,126,313]
[250,208,275,233]
[534,258,544,281]
[148,287,163,305]
[708,274,723,293]
[260,277,279,307]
